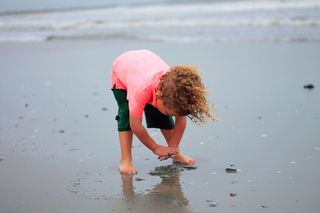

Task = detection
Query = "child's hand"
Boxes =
[153,145,178,159]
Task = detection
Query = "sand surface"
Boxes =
[0,40,320,213]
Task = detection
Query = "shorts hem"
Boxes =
[118,128,131,132]
[146,124,174,129]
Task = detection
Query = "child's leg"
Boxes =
[160,129,195,165]
[112,87,136,174]
[119,131,137,174]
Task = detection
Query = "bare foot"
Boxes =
[172,152,195,165]
[119,160,137,174]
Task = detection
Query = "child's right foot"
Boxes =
[119,160,137,174]
[172,152,195,165]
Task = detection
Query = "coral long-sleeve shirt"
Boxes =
[111,49,170,118]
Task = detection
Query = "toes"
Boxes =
[189,159,196,165]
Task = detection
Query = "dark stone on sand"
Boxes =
[303,84,315,89]
[84,114,89,118]
[135,177,145,181]
[149,164,183,176]
[101,107,108,111]
[0,158,3,162]
[261,205,268,208]
[25,104,29,107]
[59,130,65,133]
[230,193,237,197]
[258,116,263,120]
[209,203,218,207]
[19,116,23,119]
[226,168,238,173]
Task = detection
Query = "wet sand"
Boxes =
[0,40,320,213]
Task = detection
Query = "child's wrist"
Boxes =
[149,143,158,152]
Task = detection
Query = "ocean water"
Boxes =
[0,0,320,43]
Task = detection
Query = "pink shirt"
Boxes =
[111,49,170,118]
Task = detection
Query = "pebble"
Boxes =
[135,177,145,182]
[209,203,218,207]
[229,193,237,197]
[101,107,108,111]
[303,84,314,89]
[226,168,238,173]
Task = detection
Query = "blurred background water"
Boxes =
[0,0,320,43]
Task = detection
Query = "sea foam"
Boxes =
[0,0,320,42]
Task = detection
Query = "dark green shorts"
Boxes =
[112,88,174,132]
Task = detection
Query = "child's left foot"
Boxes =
[172,152,195,165]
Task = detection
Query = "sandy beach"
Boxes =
[0,40,320,213]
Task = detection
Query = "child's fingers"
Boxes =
[158,155,169,161]
[169,153,176,158]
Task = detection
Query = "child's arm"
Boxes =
[129,114,178,156]
[158,116,186,161]
[168,116,187,148]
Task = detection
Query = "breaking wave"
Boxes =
[1,0,320,42]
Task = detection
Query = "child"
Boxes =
[111,49,215,174]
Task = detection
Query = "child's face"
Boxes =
[157,99,178,116]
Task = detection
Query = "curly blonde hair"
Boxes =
[157,65,217,124]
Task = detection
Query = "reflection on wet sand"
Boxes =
[120,164,191,213]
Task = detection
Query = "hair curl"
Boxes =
[157,65,217,124]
